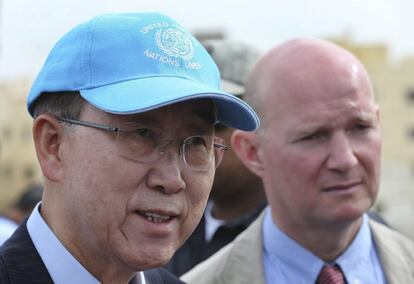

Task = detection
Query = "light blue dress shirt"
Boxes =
[262,208,387,284]
[27,203,146,284]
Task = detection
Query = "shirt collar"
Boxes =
[27,203,145,284]
[263,208,374,283]
[204,200,267,242]
[263,208,323,283]
[336,214,374,282]
[204,201,226,242]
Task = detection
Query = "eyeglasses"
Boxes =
[55,116,227,171]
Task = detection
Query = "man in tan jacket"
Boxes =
[182,38,414,284]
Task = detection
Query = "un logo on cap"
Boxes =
[155,28,195,61]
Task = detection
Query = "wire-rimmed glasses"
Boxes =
[55,116,227,171]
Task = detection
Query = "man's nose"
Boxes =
[326,133,358,172]
[147,150,186,194]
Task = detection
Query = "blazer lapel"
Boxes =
[370,219,414,284]
[0,220,53,284]
[216,213,266,284]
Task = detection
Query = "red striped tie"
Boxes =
[316,265,345,284]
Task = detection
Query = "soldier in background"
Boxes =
[165,39,266,276]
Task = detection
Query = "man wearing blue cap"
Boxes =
[0,12,259,284]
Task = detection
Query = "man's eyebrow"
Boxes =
[117,114,158,127]
[285,124,326,142]
[353,111,377,123]
[292,125,330,136]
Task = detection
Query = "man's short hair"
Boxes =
[33,91,86,119]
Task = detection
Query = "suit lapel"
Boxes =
[369,219,414,284]
[0,220,53,284]
[215,213,266,284]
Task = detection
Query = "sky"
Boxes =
[0,0,413,80]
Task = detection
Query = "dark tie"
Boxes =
[316,264,345,284]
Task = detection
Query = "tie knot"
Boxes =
[317,264,345,284]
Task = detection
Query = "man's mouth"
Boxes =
[323,181,362,192]
[137,211,175,223]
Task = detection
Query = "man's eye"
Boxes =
[186,136,208,147]
[189,136,206,145]
[133,128,154,139]
[299,133,325,142]
[352,123,371,131]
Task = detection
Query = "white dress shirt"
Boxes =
[27,203,146,284]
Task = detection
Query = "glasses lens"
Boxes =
[183,136,215,170]
[116,128,158,162]
[117,130,226,170]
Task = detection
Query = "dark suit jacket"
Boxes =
[0,221,184,284]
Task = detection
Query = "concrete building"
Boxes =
[0,79,41,210]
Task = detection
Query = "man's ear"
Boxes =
[231,130,265,178]
[33,114,65,182]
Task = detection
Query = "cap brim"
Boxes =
[80,76,259,131]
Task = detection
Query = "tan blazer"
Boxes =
[182,211,414,284]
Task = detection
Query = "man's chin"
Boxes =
[119,247,175,271]
[329,207,366,225]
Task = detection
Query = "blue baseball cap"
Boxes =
[27,12,259,131]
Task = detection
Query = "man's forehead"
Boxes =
[259,38,374,105]
[264,72,376,118]
[288,106,378,131]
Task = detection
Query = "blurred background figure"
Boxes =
[0,184,43,245]
[164,39,266,276]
